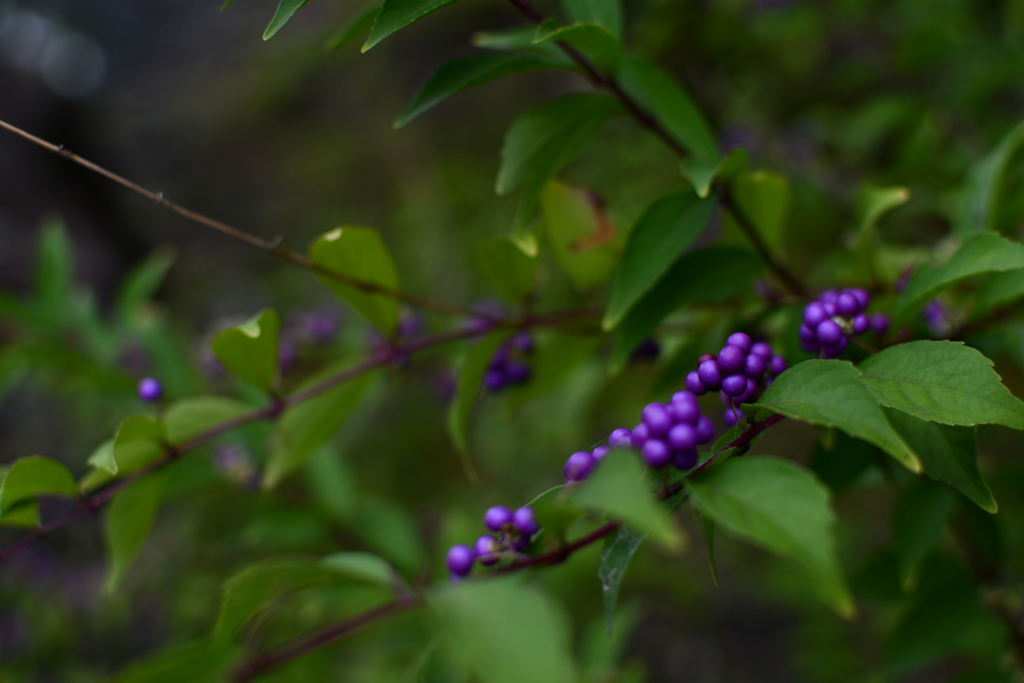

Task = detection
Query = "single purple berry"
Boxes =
[685,371,707,395]
[750,341,773,359]
[696,415,714,444]
[592,445,610,461]
[668,423,698,451]
[564,451,596,482]
[852,314,870,335]
[484,506,513,531]
[672,449,698,470]
[735,378,759,404]
[721,374,748,397]
[820,336,849,359]
[138,377,163,402]
[512,331,534,354]
[799,324,819,349]
[609,428,632,448]
[723,407,739,427]
[641,402,673,437]
[769,355,788,376]
[815,320,844,346]
[822,302,837,317]
[631,423,650,448]
[743,353,766,378]
[717,345,746,374]
[484,368,506,392]
[726,332,752,353]
[871,313,890,336]
[698,359,722,391]
[629,338,661,362]
[305,313,338,345]
[504,360,532,384]
[513,507,540,535]
[278,342,298,375]
[803,302,827,328]
[641,439,671,468]
[819,289,838,304]
[669,392,701,425]
[447,544,476,576]
[836,292,859,317]
[475,536,501,565]
[851,288,870,309]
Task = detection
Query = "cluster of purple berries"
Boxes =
[483,332,534,392]
[446,505,540,578]
[798,289,888,358]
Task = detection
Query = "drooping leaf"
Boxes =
[538,180,618,288]
[891,479,955,590]
[0,456,79,514]
[447,331,512,460]
[573,449,684,549]
[749,360,920,472]
[686,456,854,617]
[396,54,562,128]
[497,95,624,248]
[363,0,463,52]
[597,525,645,633]
[603,191,714,330]
[309,227,400,334]
[956,118,1024,234]
[610,246,762,367]
[721,170,790,249]
[115,639,239,683]
[559,0,622,38]
[165,396,253,446]
[106,471,168,591]
[894,233,1024,325]
[211,309,280,393]
[858,340,1024,430]
[326,4,382,51]
[885,409,996,513]
[475,236,537,302]
[533,22,620,72]
[264,367,377,489]
[320,551,402,590]
[431,578,576,683]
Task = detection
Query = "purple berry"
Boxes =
[592,445,610,460]
[669,392,701,425]
[696,415,714,444]
[641,439,671,468]
[512,331,534,353]
[819,289,838,304]
[504,360,532,384]
[609,428,632,448]
[513,507,540,535]
[698,359,722,391]
[822,302,837,317]
[836,292,859,316]
[698,353,716,363]
[803,302,827,328]
[721,374,748,397]
[736,378,759,404]
[717,345,746,374]
[641,402,673,437]
[852,314,870,335]
[750,341,773,359]
[726,332,752,353]
[484,506,513,531]
[672,449,698,470]
[815,320,844,346]
[668,423,698,451]
[564,451,596,482]
[769,355,788,376]
[137,377,163,402]
[799,324,820,350]
[631,423,650,448]
[851,288,870,309]
[475,536,501,565]
[484,369,506,392]
[871,313,890,336]
[447,544,476,576]
[743,353,766,378]
[685,371,707,395]
[723,407,739,427]
[820,336,849,359]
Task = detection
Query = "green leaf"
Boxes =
[36,217,75,328]
[573,449,684,549]
[885,409,996,513]
[610,246,762,367]
[87,438,117,475]
[116,639,239,683]
[976,268,1024,310]
[559,0,622,38]
[211,309,280,393]
[533,22,620,72]
[526,485,586,535]
[432,578,576,683]
[396,54,561,128]
[320,551,401,589]
[603,191,714,330]
[0,467,40,527]
[598,525,645,634]
[503,332,603,413]
[475,237,537,302]
[680,147,747,198]
[721,170,791,250]
[117,245,175,327]
[304,446,357,523]
[617,57,719,166]
[894,233,1024,325]
[498,94,623,248]
[112,415,167,476]
[809,431,878,495]
[362,0,462,52]
[264,367,377,489]
[749,360,921,472]
[263,0,311,39]
[447,331,512,461]
[326,4,382,51]
[106,471,168,591]
[538,180,618,287]
[858,340,1024,430]
[858,185,910,240]
[353,499,425,574]
[686,456,854,617]
[309,227,400,334]
[694,508,718,584]
[0,456,79,513]
[891,480,955,590]
[471,26,566,60]
[956,118,1024,234]
[165,396,253,446]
